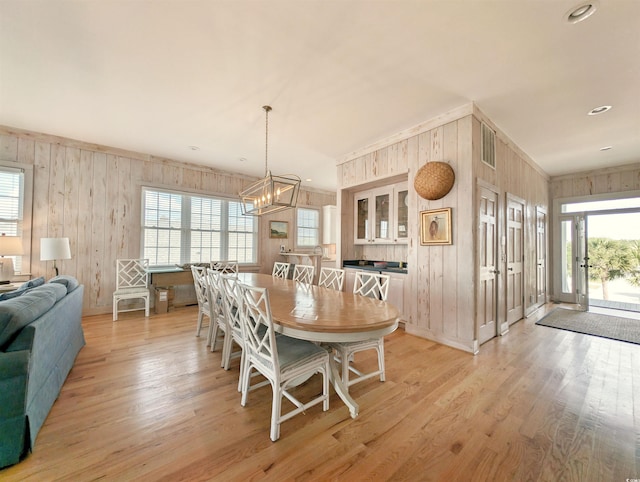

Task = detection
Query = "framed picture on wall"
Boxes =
[269,221,289,239]
[420,208,452,245]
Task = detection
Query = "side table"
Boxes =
[0,282,22,293]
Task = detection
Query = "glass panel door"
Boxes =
[396,188,408,241]
[355,195,369,244]
[557,214,588,307]
[559,217,574,301]
[374,192,390,241]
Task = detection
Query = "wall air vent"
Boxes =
[481,122,496,169]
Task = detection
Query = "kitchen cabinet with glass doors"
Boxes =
[354,181,408,245]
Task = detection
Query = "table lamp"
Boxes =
[40,237,71,276]
[0,233,23,284]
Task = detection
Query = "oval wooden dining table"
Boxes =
[236,272,400,418]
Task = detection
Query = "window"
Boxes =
[561,196,640,213]
[142,187,257,266]
[0,164,29,273]
[296,207,319,247]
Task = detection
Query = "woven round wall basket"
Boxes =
[414,161,455,200]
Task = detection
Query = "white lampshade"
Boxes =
[0,235,24,256]
[41,237,71,277]
[0,234,22,283]
[40,237,72,261]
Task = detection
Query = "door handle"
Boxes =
[491,269,500,274]
[507,267,514,271]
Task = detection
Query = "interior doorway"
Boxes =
[556,195,640,317]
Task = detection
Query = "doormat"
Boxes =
[536,308,640,345]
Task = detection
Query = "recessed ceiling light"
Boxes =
[588,105,612,116]
[187,145,200,151]
[305,178,312,182]
[566,2,598,24]
[600,146,613,151]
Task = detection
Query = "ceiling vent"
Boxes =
[481,122,496,169]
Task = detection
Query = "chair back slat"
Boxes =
[211,260,238,274]
[218,272,242,338]
[272,262,290,279]
[353,271,390,301]
[205,268,225,319]
[318,267,345,291]
[293,264,315,284]
[191,266,209,306]
[116,259,149,290]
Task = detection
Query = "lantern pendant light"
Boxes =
[239,105,301,216]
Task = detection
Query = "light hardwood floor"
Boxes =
[2,304,638,481]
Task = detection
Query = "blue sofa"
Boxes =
[0,276,85,468]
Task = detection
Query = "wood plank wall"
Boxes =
[0,125,335,316]
[471,112,550,321]
[550,164,640,198]
[337,107,550,353]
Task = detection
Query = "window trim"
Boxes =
[0,160,33,276]
[295,206,320,249]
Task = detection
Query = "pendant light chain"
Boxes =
[263,105,272,176]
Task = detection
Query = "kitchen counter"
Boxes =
[343,260,407,274]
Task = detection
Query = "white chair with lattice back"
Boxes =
[217,272,270,392]
[292,264,315,284]
[318,267,345,291]
[217,272,243,370]
[328,271,391,391]
[211,260,238,274]
[113,259,150,321]
[192,266,215,343]
[272,262,290,279]
[237,282,330,441]
[205,268,227,351]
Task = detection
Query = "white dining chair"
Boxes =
[353,271,390,301]
[113,258,150,321]
[318,267,345,291]
[211,260,238,274]
[237,282,330,441]
[272,261,290,279]
[217,272,271,392]
[328,271,391,392]
[217,272,244,371]
[203,268,227,350]
[292,264,315,284]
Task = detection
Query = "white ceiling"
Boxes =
[1,1,639,192]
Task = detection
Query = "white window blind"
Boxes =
[142,187,257,266]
